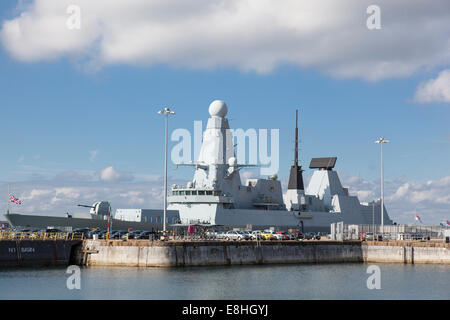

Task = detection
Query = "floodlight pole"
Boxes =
[375,137,389,235]
[158,107,175,233]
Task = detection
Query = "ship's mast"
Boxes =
[295,110,298,165]
[288,109,305,190]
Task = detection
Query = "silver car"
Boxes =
[224,230,250,241]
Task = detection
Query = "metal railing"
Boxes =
[0,231,84,241]
[331,223,449,241]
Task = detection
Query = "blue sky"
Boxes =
[0,0,449,224]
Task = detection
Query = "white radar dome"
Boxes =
[208,100,228,118]
[228,157,237,167]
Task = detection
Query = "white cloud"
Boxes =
[99,166,134,182]
[341,174,450,224]
[389,176,450,205]
[53,170,95,182]
[1,179,174,217]
[340,174,379,202]
[1,0,449,81]
[413,69,450,103]
[23,188,53,200]
[119,191,145,205]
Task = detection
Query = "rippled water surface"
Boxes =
[1,263,449,299]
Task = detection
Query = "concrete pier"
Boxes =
[362,241,450,264]
[74,240,450,267]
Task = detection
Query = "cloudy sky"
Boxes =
[0,0,449,224]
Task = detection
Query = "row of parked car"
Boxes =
[360,232,431,241]
[68,228,159,240]
[12,227,324,242]
[205,229,322,241]
[12,228,159,240]
[14,228,67,236]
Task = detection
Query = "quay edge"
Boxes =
[73,240,450,267]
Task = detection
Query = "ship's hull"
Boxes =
[5,213,164,231]
[168,203,385,233]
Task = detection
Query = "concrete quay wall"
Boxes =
[362,241,450,264]
[76,240,365,267]
[76,240,450,267]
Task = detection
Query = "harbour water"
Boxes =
[1,263,449,300]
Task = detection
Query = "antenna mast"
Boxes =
[288,109,304,190]
[295,110,298,165]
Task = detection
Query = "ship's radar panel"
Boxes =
[309,157,337,170]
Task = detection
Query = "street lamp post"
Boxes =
[158,107,175,233]
[375,137,389,235]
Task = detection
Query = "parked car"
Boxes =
[255,230,277,240]
[16,228,32,234]
[121,230,143,240]
[295,232,305,240]
[276,231,290,240]
[311,232,322,240]
[263,230,283,240]
[88,229,102,239]
[136,231,156,240]
[303,233,315,240]
[42,228,65,238]
[69,228,90,239]
[215,230,227,240]
[224,230,250,241]
[251,230,272,240]
[361,232,375,241]
[381,233,392,241]
[27,229,42,238]
[362,233,385,241]
[242,231,257,240]
[249,231,263,240]
[410,233,430,241]
[45,228,64,234]
[97,230,109,239]
[205,229,220,239]
[111,230,128,239]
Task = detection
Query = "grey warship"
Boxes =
[6,201,178,230]
[168,100,393,232]
[6,100,394,232]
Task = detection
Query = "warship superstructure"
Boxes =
[168,100,393,232]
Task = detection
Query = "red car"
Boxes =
[276,232,290,240]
